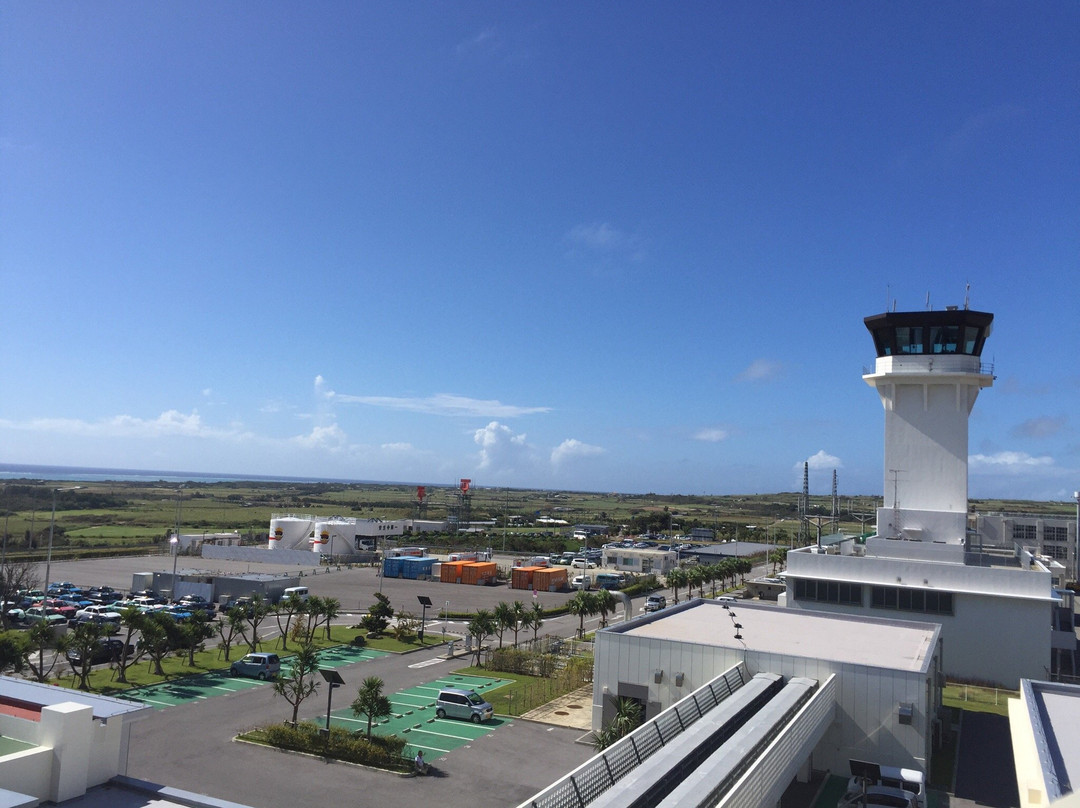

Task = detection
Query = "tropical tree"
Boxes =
[302,595,325,642]
[467,609,496,666]
[568,590,598,639]
[510,600,528,646]
[769,548,788,575]
[362,592,394,638]
[240,594,272,652]
[321,597,340,640]
[589,696,643,751]
[528,602,545,643]
[0,631,27,675]
[61,621,107,690]
[22,621,62,682]
[351,675,392,739]
[492,602,515,649]
[274,592,307,651]
[113,605,145,684]
[666,567,688,604]
[273,640,321,725]
[594,589,617,628]
[0,560,37,630]
[217,606,246,662]
[138,611,180,676]
[177,611,215,666]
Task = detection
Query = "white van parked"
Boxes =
[845,762,926,808]
[282,586,309,602]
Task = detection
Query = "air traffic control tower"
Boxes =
[862,306,994,547]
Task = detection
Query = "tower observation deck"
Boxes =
[862,307,994,545]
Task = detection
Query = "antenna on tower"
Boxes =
[925,291,931,310]
[832,470,838,519]
[798,461,809,547]
[964,282,971,310]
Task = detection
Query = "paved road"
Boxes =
[122,641,594,808]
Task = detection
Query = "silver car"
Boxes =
[229,652,280,680]
[435,688,493,723]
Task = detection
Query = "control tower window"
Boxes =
[963,327,979,354]
[896,327,923,354]
[930,325,961,354]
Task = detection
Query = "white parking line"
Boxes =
[408,657,444,669]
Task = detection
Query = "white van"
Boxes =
[845,763,926,808]
[283,586,309,602]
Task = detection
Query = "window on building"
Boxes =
[794,578,862,605]
[870,585,953,616]
[1013,524,1037,541]
[1045,526,1068,543]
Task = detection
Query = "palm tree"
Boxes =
[666,567,688,604]
[322,597,340,640]
[591,587,617,630]
[568,590,598,639]
[528,601,545,643]
[351,675,392,739]
[273,640,321,725]
[492,602,515,649]
[114,605,144,683]
[589,696,643,751]
[468,609,496,666]
[510,601,528,646]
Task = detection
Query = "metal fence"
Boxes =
[517,663,749,808]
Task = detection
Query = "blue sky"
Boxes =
[2,3,1077,500]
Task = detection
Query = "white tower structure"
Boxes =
[862,306,994,547]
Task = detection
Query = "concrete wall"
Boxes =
[201,545,315,566]
[592,630,935,775]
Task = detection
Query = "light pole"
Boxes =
[319,668,345,740]
[172,486,184,602]
[417,595,432,643]
[1074,491,1079,583]
[45,486,81,596]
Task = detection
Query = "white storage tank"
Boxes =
[269,516,316,551]
[310,518,355,555]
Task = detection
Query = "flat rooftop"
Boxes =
[615,600,938,673]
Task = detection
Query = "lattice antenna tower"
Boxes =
[798,461,809,546]
[831,470,838,520]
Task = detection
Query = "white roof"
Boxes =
[616,600,938,673]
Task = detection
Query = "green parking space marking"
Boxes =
[118,646,388,709]
[326,674,512,760]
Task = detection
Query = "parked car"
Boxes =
[178,595,215,613]
[435,688,493,723]
[644,594,667,612]
[24,607,68,626]
[571,574,592,590]
[571,558,596,569]
[75,604,121,621]
[230,652,280,680]
[73,612,122,634]
[66,638,135,667]
[837,785,918,808]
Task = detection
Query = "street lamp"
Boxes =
[172,486,184,602]
[45,486,81,596]
[1074,491,1079,583]
[417,595,432,643]
[319,668,345,739]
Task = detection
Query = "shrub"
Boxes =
[256,721,408,769]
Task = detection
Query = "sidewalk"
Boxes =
[519,684,594,731]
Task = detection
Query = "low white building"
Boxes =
[601,547,678,576]
[593,598,943,777]
[0,677,150,804]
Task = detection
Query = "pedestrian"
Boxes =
[414,749,426,775]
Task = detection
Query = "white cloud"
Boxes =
[551,438,605,466]
[0,410,246,441]
[800,450,842,471]
[380,442,415,452]
[969,451,1055,473]
[566,222,645,261]
[456,27,498,57]
[1011,416,1067,440]
[290,424,348,451]
[738,359,783,382]
[474,421,530,470]
[693,427,728,443]
[316,379,548,418]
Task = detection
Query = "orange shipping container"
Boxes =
[462,561,497,586]
[441,561,467,584]
[532,567,568,592]
[511,566,542,590]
